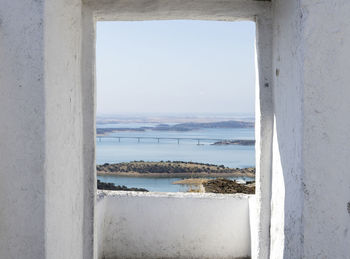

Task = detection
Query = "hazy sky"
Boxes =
[96,21,256,115]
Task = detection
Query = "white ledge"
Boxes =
[97,190,253,201]
[84,0,271,21]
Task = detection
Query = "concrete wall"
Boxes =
[0,1,91,259]
[0,1,46,257]
[253,14,273,259]
[301,1,350,258]
[43,1,87,259]
[271,0,350,258]
[0,1,270,258]
[96,191,252,259]
[5,0,350,258]
[96,192,108,259]
[84,0,270,21]
[270,0,304,258]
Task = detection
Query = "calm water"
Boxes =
[96,122,255,192]
[98,175,254,192]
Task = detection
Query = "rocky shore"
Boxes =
[173,178,255,194]
[203,179,255,194]
[211,140,255,146]
[97,161,255,178]
[97,180,148,192]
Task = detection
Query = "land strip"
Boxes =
[97,161,255,178]
[96,120,254,136]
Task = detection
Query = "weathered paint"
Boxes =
[0,0,271,258]
[302,1,350,258]
[253,14,273,259]
[0,1,86,259]
[84,0,271,21]
[97,191,252,259]
[0,1,46,258]
[270,0,304,258]
[271,0,350,258]
[2,0,350,258]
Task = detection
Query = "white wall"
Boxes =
[0,1,93,258]
[302,1,350,257]
[44,1,87,259]
[271,0,350,258]
[96,192,108,259]
[7,0,350,258]
[97,191,252,259]
[0,1,46,257]
[253,14,273,259]
[0,1,270,258]
[270,0,304,258]
[85,0,270,21]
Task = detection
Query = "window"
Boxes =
[95,21,256,194]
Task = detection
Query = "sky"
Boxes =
[96,21,256,115]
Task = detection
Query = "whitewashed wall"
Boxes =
[270,0,304,258]
[0,1,269,258]
[4,0,350,258]
[97,191,252,259]
[0,1,90,259]
[96,193,108,259]
[301,1,350,258]
[271,0,350,258]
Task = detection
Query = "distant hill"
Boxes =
[96,120,254,135]
[153,120,254,131]
[97,127,145,135]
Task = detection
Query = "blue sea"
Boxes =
[96,122,255,192]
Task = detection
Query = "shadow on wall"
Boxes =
[272,109,303,258]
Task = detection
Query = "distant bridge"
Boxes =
[97,136,234,145]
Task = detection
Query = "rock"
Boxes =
[211,140,255,146]
[97,180,149,192]
[203,178,255,194]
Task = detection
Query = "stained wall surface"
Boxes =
[0,0,269,258]
[270,0,304,258]
[4,0,350,258]
[96,191,252,259]
[0,1,46,257]
[0,1,89,258]
[301,1,350,258]
[271,0,350,258]
[44,1,87,259]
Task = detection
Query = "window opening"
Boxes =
[96,20,256,194]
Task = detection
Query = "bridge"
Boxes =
[97,136,233,145]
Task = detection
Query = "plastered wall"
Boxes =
[302,1,350,257]
[0,1,270,258]
[96,191,252,259]
[44,1,86,258]
[5,0,350,258]
[0,1,89,258]
[270,0,304,258]
[0,1,46,257]
[0,0,270,259]
[271,0,350,258]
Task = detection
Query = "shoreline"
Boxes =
[97,171,255,178]
[97,161,255,179]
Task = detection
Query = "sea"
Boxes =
[97,121,255,192]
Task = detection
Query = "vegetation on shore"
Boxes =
[97,180,148,192]
[172,178,255,194]
[211,140,255,146]
[97,161,255,177]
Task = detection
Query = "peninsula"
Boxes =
[97,161,255,178]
